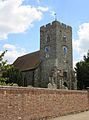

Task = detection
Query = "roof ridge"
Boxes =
[18,50,40,58]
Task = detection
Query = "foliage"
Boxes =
[0,50,8,70]
[75,50,89,90]
[0,50,23,86]
[2,66,23,86]
[0,77,13,86]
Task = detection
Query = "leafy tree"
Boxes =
[0,50,23,86]
[0,50,10,85]
[75,50,89,90]
[2,66,23,86]
[0,50,8,70]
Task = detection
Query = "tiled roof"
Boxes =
[13,51,41,71]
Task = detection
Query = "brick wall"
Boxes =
[0,87,89,120]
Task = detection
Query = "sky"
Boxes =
[0,0,89,68]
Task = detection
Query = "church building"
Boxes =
[13,20,77,89]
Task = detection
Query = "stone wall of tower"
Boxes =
[40,22,57,87]
[55,21,73,70]
[40,20,73,88]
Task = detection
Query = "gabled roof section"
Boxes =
[13,51,41,71]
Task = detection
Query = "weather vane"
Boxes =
[54,12,57,21]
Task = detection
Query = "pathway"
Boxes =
[49,111,89,120]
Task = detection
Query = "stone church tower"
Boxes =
[40,20,73,89]
[14,20,77,89]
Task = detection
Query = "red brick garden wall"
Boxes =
[0,87,89,120]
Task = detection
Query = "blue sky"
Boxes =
[0,0,89,67]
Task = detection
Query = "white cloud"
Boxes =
[0,0,48,40]
[0,43,27,64]
[73,22,89,67]
[3,44,16,50]
[37,6,49,12]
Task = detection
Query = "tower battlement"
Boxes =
[40,20,72,31]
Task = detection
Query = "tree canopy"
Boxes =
[0,50,23,86]
[75,50,89,90]
[0,50,9,71]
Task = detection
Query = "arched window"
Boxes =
[46,34,50,42]
[63,46,67,55]
[45,46,50,52]
[63,35,67,42]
